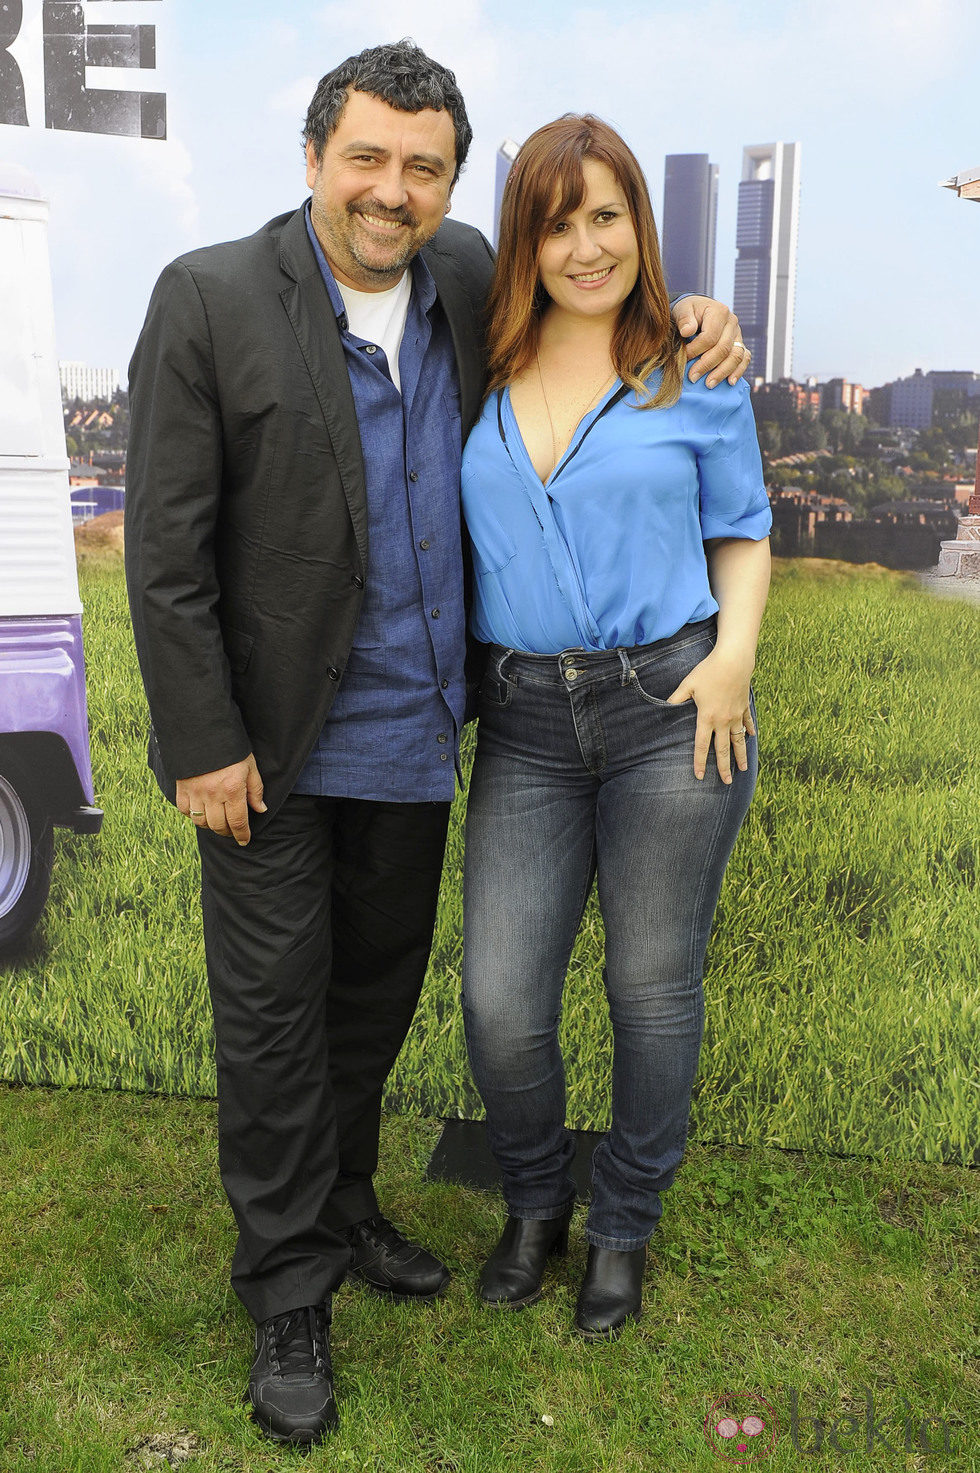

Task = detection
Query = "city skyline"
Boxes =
[734,141,801,382]
[0,0,976,386]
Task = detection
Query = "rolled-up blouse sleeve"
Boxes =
[697,379,772,542]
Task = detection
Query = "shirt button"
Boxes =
[351,574,364,588]
[437,733,447,744]
[439,753,448,761]
[441,679,449,689]
[409,470,419,482]
[327,666,340,680]
[419,538,430,550]
[431,608,440,618]
[365,344,377,354]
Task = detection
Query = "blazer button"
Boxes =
[351,574,364,588]
[327,666,340,680]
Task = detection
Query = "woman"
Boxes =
[460,115,771,1339]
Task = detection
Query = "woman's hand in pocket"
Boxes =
[666,649,754,784]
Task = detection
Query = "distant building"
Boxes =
[864,385,891,425]
[733,142,801,381]
[752,377,820,424]
[822,378,866,415]
[59,361,120,402]
[926,370,980,392]
[768,484,955,569]
[494,138,520,247]
[870,500,955,530]
[863,369,980,431]
[661,154,718,298]
[889,369,934,430]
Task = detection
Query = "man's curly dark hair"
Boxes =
[303,39,472,185]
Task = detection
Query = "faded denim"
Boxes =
[462,619,757,1249]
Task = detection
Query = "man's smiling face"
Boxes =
[305,89,457,292]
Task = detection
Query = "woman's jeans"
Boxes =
[462,619,757,1250]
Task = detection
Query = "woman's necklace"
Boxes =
[535,348,614,478]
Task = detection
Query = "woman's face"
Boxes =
[536,158,640,321]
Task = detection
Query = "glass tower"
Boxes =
[733,142,801,382]
[661,154,718,298]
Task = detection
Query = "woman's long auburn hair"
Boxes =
[485,114,685,409]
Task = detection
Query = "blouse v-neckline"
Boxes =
[501,378,627,491]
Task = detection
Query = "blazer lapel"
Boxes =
[277,206,368,574]
[423,246,486,435]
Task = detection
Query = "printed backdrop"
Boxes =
[1,0,978,1163]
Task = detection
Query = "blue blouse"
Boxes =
[461,370,771,654]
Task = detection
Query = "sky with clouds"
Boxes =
[2,0,977,388]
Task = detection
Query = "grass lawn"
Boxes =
[3,555,978,1162]
[1,1082,978,1471]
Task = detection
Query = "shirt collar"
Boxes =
[304,199,437,323]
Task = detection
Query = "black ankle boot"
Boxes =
[478,1207,574,1308]
[574,1244,646,1339]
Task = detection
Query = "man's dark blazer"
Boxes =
[125,205,495,832]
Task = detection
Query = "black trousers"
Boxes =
[197,794,452,1323]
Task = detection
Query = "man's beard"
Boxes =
[344,199,424,281]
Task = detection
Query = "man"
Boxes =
[125,40,749,1447]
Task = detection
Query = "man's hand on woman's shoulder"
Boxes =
[670,296,751,388]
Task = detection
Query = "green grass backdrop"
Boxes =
[2,557,978,1163]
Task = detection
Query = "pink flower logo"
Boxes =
[705,1393,779,1461]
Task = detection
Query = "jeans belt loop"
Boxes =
[617,647,634,686]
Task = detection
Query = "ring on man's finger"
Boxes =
[189,810,205,817]
[733,340,745,353]
[732,728,747,739]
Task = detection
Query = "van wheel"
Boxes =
[0,769,53,948]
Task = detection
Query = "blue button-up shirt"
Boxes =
[293,206,466,800]
[461,372,771,653]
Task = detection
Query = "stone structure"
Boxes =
[933,166,980,582]
[936,492,980,579]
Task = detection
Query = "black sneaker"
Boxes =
[248,1301,338,1445]
[347,1214,450,1300]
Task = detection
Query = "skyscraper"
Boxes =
[733,142,801,382]
[58,361,121,402]
[661,154,718,298]
[493,139,520,247]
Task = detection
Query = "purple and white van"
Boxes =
[0,166,102,947]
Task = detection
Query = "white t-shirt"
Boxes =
[335,270,413,393]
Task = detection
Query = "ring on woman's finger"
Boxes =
[733,340,745,353]
[731,728,747,739]
[189,810,205,817]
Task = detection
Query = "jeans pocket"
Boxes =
[627,631,715,708]
[479,671,513,708]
